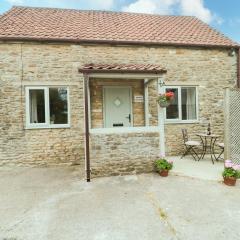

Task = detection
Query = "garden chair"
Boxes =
[214,142,224,161]
[181,129,201,161]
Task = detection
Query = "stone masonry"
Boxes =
[0,42,237,176]
[90,131,160,177]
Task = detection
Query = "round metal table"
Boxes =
[196,133,220,164]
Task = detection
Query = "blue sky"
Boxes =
[0,0,239,43]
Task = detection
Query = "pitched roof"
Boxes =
[0,6,238,48]
[79,63,167,74]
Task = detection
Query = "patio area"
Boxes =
[169,155,224,181]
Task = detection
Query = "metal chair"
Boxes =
[214,142,224,161]
[181,129,201,161]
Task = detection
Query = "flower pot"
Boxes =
[159,170,169,177]
[159,101,170,108]
[223,177,237,186]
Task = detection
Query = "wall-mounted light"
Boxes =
[159,79,165,87]
[228,48,236,57]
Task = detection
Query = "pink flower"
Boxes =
[225,160,233,168]
[167,159,173,164]
[233,164,240,170]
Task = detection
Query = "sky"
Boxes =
[0,0,239,43]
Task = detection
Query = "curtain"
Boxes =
[30,91,38,123]
[186,88,196,120]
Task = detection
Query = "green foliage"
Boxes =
[157,92,174,104]
[222,168,238,178]
[155,158,173,171]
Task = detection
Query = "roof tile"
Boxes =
[0,6,238,48]
[79,63,167,74]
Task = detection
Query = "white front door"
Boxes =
[103,87,132,128]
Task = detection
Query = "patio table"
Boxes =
[196,133,220,164]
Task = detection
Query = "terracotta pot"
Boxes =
[159,170,169,177]
[223,177,237,186]
[159,101,170,108]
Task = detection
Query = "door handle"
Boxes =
[126,114,131,123]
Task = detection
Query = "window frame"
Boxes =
[164,86,199,124]
[25,86,70,129]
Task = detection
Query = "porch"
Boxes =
[79,63,167,180]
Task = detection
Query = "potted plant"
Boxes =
[157,91,174,108]
[155,158,173,177]
[222,160,240,186]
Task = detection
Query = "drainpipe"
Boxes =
[83,74,91,182]
[237,48,240,88]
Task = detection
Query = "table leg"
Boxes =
[201,136,208,160]
[211,137,218,163]
[209,137,215,164]
[198,136,206,160]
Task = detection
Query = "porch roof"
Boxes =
[79,63,167,74]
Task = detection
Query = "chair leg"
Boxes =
[186,146,198,161]
[191,148,200,161]
[182,146,200,161]
[181,146,190,159]
[215,148,224,161]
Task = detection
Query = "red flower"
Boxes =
[165,92,174,98]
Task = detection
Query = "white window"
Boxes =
[26,86,70,128]
[164,86,198,123]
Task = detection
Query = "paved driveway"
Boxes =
[0,166,240,240]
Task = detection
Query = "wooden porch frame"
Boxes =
[81,72,166,182]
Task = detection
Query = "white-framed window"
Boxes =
[164,86,198,123]
[25,86,70,129]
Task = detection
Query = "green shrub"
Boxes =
[222,168,238,178]
[155,158,173,171]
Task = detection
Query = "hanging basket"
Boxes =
[157,92,174,108]
[158,101,171,108]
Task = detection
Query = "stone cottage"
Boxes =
[0,6,239,180]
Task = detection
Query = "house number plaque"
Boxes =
[134,95,144,102]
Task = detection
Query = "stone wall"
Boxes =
[0,42,237,176]
[90,131,160,177]
[0,44,85,167]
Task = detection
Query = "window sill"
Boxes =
[165,120,199,125]
[25,124,71,130]
[90,126,160,134]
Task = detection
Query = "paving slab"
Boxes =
[169,155,224,181]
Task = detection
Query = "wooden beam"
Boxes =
[237,48,240,88]
[144,78,149,126]
[224,88,230,160]
[157,77,166,157]
[83,74,91,182]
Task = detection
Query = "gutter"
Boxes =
[0,37,239,50]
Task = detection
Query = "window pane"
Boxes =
[166,88,179,119]
[49,88,68,124]
[29,89,45,123]
[181,87,197,120]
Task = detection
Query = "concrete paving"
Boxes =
[0,166,240,240]
[170,155,224,181]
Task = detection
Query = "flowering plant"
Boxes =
[155,158,173,171]
[223,160,240,179]
[157,91,174,106]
